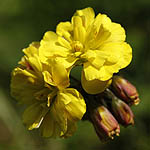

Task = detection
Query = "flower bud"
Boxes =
[89,106,120,142]
[112,76,140,105]
[111,98,134,127]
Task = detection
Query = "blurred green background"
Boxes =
[0,0,150,149]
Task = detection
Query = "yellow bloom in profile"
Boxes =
[39,7,132,94]
[11,42,86,138]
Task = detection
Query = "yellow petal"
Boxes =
[42,70,55,86]
[23,103,49,130]
[83,62,102,81]
[19,42,41,70]
[58,36,71,49]
[100,42,123,63]
[23,42,39,57]
[45,59,70,89]
[107,22,126,42]
[40,31,76,68]
[55,56,77,69]
[28,55,42,73]
[39,31,70,62]
[56,22,73,42]
[57,88,86,121]
[40,111,55,137]
[118,42,132,68]
[72,16,86,43]
[74,7,95,29]
[40,106,67,138]
[61,119,77,138]
[91,25,111,49]
[81,50,108,69]
[84,14,112,49]
[97,42,132,81]
[93,13,112,31]
[81,71,112,94]
[11,67,44,105]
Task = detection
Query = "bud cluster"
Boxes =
[84,75,140,142]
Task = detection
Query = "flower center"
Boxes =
[71,41,83,52]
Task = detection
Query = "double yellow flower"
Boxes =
[39,7,132,94]
[11,42,86,138]
[11,7,132,138]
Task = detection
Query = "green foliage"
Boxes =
[0,0,150,149]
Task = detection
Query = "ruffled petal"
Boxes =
[106,22,126,42]
[85,14,125,49]
[97,42,132,81]
[19,42,42,74]
[72,16,86,43]
[40,104,67,138]
[93,13,112,31]
[56,22,73,42]
[23,42,39,57]
[61,120,77,138]
[47,59,70,89]
[40,88,86,138]
[23,103,49,130]
[83,62,102,81]
[11,67,44,105]
[84,14,111,49]
[57,88,86,121]
[40,31,77,69]
[81,50,108,69]
[28,55,43,73]
[74,7,95,29]
[117,42,132,69]
[39,31,70,61]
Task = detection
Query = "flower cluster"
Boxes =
[10,7,139,142]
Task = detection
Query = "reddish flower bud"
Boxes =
[111,98,134,127]
[90,106,120,142]
[112,76,140,105]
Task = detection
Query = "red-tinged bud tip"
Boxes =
[112,76,140,106]
[111,98,134,127]
[90,106,120,142]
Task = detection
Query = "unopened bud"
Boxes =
[90,106,120,142]
[112,76,140,105]
[111,98,134,127]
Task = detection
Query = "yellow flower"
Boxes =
[40,88,86,138]
[39,7,132,94]
[11,42,86,138]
